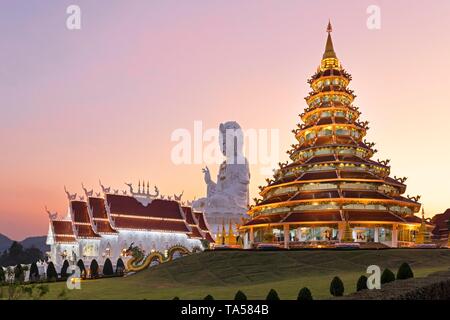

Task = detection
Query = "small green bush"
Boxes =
[29,262,40,281]
[297,287,313,300]
[116,258,125,275]
[103,258,114,276]
[14,264,24,283]
[330,276,344,297]
[90,259,99,278]
[356,275,368,291]
[381,268,396,284]
[234,290,247,300]
[60,260,69,278]
[204,294,214,300]
[173,296,180,300]
[77,259,86,277]
[397,262,414,280]
[266,289,280,300]
[46,262,58,281]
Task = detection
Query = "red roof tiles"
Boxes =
[88,197,117,234]
[51,220,77,243]
[70,201,100,238]
[106,194,184,220]
[182,206,205,239]
[193,211,215,242]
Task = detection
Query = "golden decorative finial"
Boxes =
[322,20,337,60]
[327,19,332,33]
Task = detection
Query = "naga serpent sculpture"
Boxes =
[124,243,193,272]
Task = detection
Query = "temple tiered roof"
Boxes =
[244,22,422,236]
[48,191,214,243]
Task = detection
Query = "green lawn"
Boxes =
[15,249,450,300]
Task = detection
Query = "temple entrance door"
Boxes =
[353,228,375,242]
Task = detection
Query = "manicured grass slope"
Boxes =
[46,249,450,300]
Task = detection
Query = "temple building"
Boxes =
[46,182,214,270]
[241,22,432,249]
[431,208,450,246]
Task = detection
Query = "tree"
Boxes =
[60,260,69,278]
[356,275,368,291]
[102,258,114,276]
[266,289,280,300]
[0,266,5,283]
[234,290,247,300]
[396,263,414,280]
[77,259,86,278]
[90,259,99,278]
[116,258,125,275]
[204,294,214,300]
[381,268,395,284]
[9,242,23,258]
[297,287,313,300]
[46,262,58,281]
[29,262,40,281]
[330,276,344,297]
[14,264,24,283]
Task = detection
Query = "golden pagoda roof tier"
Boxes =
[289,142,374,161]
[241,209,425,229]
[257,188,411,207]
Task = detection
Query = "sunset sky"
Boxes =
[1,0,450,240]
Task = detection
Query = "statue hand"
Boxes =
[202,167,212,185]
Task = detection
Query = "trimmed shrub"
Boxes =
[0,267,5,283]
[103,258,114,276]
[297,287,313,300]
[397,263,414,280]
[60,260,69,278]
[381,268,396,284]
[116,258,125,275]
[77,259,86,278]
[356,275,368,291]
[204,294,214,300]
[90,259,99,278]
[173,296,180,300]
[266,289,280,300]
[14,264,24,283]
[29,262,40,281]
[234,290,247,300]
[330,276,344,297]
[46,262,58,281]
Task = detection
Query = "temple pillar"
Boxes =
[374,227,379,243]
[338,222,345,241]
[249,227,254,244]
[283,224,290,249]
[392,224,398,248]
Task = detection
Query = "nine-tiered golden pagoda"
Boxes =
[241,22,427,248]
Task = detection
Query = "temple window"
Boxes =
[306,132,316,140]
[336,128,349,136]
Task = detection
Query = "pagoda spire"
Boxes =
[323,20,337,59]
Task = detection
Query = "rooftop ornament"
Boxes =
[64,186,77,201]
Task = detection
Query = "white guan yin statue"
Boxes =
[192,121,250,236]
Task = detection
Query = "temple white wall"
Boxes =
[48,230,203,269]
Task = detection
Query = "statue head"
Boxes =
[219,121,245,163]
